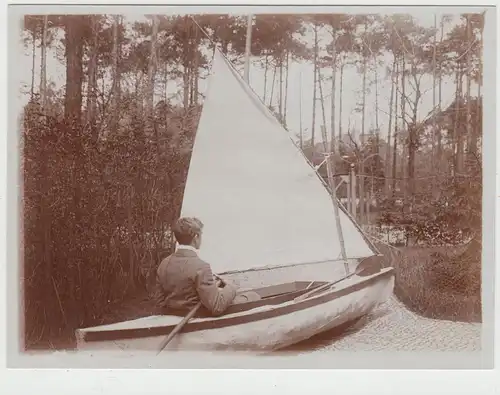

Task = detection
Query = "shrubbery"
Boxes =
[22,103,199,347]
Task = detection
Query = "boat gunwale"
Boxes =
[217,256,380,275]
[79,267,394,343]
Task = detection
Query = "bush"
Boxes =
[429,238,481,297]
[377,243,482,323]
[22,106,199,348]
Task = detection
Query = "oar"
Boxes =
[157,278,222,355]
[156,301,202,354]
[294,266,363,303]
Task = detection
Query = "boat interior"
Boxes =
[224,280,328,315]
[224,257,387,315]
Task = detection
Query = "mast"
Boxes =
[325,154,349,275]
[244,14,253,83]
[321,116,349,275]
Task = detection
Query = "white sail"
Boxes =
[180,50,375,274]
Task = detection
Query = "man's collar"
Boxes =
[176,244,198,253]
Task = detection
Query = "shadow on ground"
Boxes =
[274,304,392,354]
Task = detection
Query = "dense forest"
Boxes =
[21,13,483,347]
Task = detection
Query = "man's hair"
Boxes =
[172,217,204,245]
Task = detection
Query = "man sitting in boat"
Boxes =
[155,216,260,317]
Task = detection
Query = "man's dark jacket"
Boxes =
[155,248,237,317]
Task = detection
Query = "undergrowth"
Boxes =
[376,241,482,323]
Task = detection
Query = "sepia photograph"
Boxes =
[5,3,496,375]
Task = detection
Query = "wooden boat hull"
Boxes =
[76,267,394,352]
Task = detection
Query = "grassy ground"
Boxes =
[375,242,482,323]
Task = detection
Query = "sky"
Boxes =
[18,11,481,144]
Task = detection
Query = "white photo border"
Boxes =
[1,0,498,393]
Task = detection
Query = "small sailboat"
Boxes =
[75,43,395,353]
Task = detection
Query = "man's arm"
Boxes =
[153,273,167,307]
[154,258,170,308]
[195,263,237,316]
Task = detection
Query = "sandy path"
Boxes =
[285,296,482,353]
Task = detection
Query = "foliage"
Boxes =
[378,244,481,323]
[23,99,197,346]
[375,95,482,246]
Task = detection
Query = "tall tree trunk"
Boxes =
[183,65,190,110]
[64,15,84,124]
[407,124,416,196]
[111,15,121,133]
[299,70,303,149]
[330,54,337,154]
[189,33,196,108]
[269,63,277,107]
[263,54,269,102]
[85,15,99,141]
[385,55,396,195]
[465,15,473,157]
[163,64,169,121]
[40,15,48,108]
[338,58,344,148]
[193,30,200,106]
[243,14,253,84]
[182,17,190,110]
[330,29,337,154]
[437,16,445,168]
[475,16,483,153]
[391,60,400,197]
[278,56,283,123]
[361,55,367,144]
[451,68,460,176]
[408,70,421,197]
[317,68,328,147]
[374,65,380,153]
[455,67,464,174]
[189,66,195,106]
[311,22,318,148]
[30,28,36,101]
[283,51,289,128]
[360,22,368,225]
[432,14,437,168]
[146,16,159,122]
[127,189,136,289]
[400,55,406,201]
[134,70,143,114]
